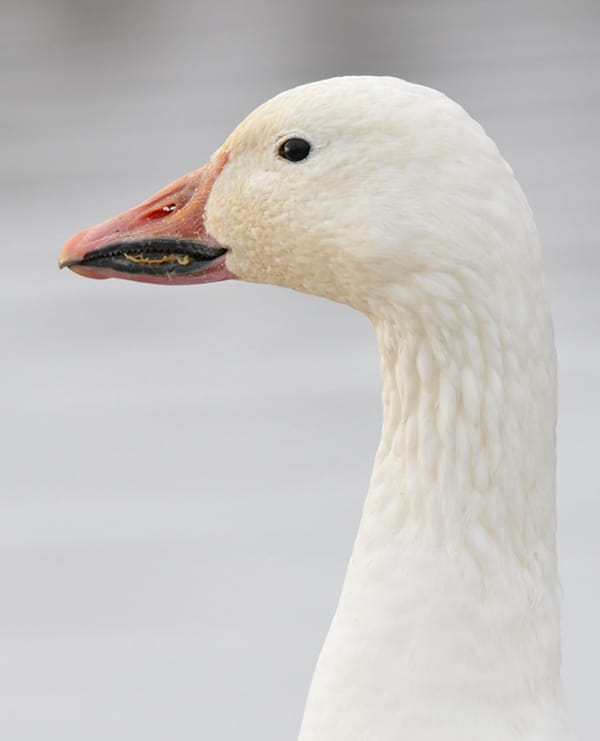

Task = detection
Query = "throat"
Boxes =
[299,314,567,740]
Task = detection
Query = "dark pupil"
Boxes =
[279,138,311,162]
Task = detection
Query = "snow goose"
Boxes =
[60,76,570,741]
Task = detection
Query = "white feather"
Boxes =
[204,76,570,740]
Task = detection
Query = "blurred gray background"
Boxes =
[1,0,598,739]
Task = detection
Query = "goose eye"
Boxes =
[278,137,311,162]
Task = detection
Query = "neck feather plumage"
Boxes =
[299,265,569,740]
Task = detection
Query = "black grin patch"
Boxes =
[80,238,227,276]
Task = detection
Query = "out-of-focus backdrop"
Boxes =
[1,1,598,739]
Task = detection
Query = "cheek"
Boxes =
[205,172,305,285]
[204,165,371,300]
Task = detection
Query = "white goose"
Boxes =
[60,76,570,741]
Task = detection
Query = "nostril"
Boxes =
[146,203,178,220]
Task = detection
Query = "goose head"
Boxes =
[60,76,531,321]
